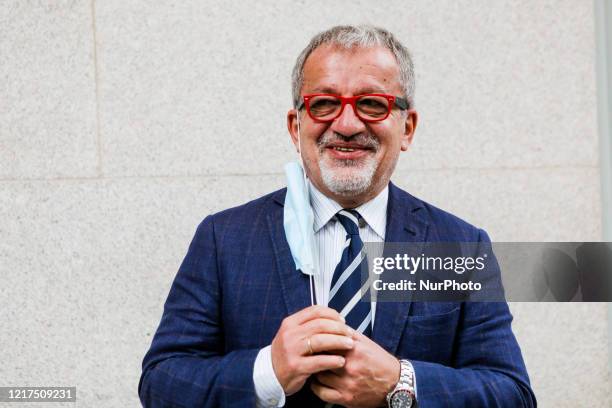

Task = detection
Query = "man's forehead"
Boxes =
[301,44,402,94]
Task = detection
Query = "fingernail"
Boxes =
[338,357,345,366]
[345,338,354,348]
[340,315,346,323]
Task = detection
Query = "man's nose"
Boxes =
[330,103,367,136]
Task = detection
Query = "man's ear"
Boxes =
[287,109,300,152]
[400,109,418,151]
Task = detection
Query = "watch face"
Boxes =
[391,390,413,408]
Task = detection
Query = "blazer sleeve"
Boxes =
[138,215,259,408]
[410,229,537,407]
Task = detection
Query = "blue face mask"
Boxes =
[283,161,318,278]
[283,110,319,280]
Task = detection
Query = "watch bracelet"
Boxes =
[387,359,416,406]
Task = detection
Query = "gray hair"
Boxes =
[291,25,415,109]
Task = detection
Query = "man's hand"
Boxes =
[310,330,400,408]
[271,305,355,396]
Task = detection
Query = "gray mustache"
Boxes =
[317,132,380,150]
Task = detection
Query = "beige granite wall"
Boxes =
[1,1,607,406]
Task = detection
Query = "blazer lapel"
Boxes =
[267,189,312,316]
[372,182,430,355]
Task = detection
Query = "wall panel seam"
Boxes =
[90,0,103,178]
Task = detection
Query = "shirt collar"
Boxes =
[309,180,388,240]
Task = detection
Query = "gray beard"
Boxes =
[319,157,378,197]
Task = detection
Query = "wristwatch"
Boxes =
[386,360,416,408]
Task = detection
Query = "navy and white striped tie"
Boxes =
[327,209,372,337]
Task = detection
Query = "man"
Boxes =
[139,25,536,407]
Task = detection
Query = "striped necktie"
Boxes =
[327,209,372,337]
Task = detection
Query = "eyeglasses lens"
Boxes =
[308,96,342,120]
[355,96,390,119]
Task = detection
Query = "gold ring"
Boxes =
[307,337,314,355]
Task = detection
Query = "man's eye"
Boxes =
[357,98,388,115]
[310,99,340,113]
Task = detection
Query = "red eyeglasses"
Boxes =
[297,93,409,123]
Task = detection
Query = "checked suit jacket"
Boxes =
[139,182,537,407]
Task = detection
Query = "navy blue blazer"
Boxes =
[139,182,536,407]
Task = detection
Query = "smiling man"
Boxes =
[288,41,415,210]
[139,25,536,408]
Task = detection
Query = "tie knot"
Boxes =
[336,209,362,235]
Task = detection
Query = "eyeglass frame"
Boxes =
[296,93,410,123]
